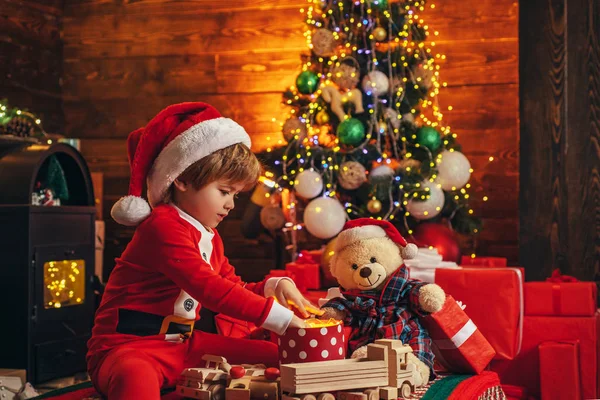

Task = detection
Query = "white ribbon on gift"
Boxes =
[434,319,477,350]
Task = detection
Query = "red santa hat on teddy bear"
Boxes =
[110,102,251,226]
[335,218,419,260]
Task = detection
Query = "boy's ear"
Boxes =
[173,178,188,192]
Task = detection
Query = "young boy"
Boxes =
[87,103,312,399]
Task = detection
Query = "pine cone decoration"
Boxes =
[4,116,36,137]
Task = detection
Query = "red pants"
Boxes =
[92,331,278,400]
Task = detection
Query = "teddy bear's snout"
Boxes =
[359,267,372,278]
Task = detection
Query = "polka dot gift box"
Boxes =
[276,318,346,364]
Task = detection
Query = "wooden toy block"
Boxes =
[379,387,398,400]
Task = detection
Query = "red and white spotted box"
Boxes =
[276,319,346,364]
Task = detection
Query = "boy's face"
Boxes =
[173,179,244,229]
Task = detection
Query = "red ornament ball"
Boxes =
[230,366,246,379]
[412,223,461,263]
[264,367,280,381]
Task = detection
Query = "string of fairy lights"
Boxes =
[256,0,493,257]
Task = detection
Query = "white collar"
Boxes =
[170,203,215,239]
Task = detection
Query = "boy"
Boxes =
[88,103,311,399]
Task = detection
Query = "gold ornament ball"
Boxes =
[260,204,287,231]
[316,110,330,125]
[321,237,339,286]
[367,198,383,214]
[312,28,337,57]
[373,27,388,42]
[376,120,388,134]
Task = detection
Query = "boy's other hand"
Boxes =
[274,279,318,318]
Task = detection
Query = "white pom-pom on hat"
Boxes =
[111,195,152,227]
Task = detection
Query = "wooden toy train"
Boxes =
[176,339,425,400]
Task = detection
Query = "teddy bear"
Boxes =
[320,218,446,383]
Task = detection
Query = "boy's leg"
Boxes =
[94,347,164,400]
[185,330,279,368]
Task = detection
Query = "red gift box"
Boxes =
[460,256,507,267]
[524,282,597,317]
[539,341,582,400]
[266,269,306,292]
[409,266,524,360]
[491,313,598,399]
[286,251,320,291]
[422,295,496,374]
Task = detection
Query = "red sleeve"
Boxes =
[136,214,272,326]
[213,231,267,296]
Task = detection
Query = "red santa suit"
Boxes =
[88,204,292,396]
[88,103,294,399]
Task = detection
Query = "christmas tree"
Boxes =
[255,0,482,260]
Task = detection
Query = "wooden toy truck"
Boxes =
[176,355,232,400]
[279,339,424,400]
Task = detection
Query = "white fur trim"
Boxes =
[402,243,419,259]
[335,225,387,252]
[147,117,251,206]
[111,195,152,226]
[261,301,293,335]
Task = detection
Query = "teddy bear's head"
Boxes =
[329,219,418,291]
[330,236,405,290]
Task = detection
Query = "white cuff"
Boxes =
[264,277,296,298]
[261,301,293,335]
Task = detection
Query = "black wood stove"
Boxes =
[0,142,96,384]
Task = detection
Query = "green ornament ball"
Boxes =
[337,118,366,146]
[416,126,442,151]
[374,0,388,10]
[296,71,320,94]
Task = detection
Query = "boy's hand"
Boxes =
[288,314,307,329]
[274,279,317,318]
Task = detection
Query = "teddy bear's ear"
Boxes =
[328,253,339,278]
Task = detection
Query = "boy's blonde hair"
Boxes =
[166,143,261,201]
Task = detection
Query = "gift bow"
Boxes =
[546,268,579,283]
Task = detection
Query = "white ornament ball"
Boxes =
[436,150,472,190]
[369,165,395,183]
[338,161,367,190]
[304,197,347,239]
[406,180,445,220]
[361,71,389,97]
[294,169,324,199]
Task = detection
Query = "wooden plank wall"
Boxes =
[0,0,64,133]
[519,0,600,281]
[61,0,519,280]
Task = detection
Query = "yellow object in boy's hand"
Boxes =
[287,299,325,317]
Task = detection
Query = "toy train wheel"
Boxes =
[364,389,378,400]
[400,383,412,399]
[317,393,335,400]
[301,395,317,400]
[208,383,225,400]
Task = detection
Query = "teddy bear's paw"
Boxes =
[418,283,446,313]
[351,346,369,359]
[319,307,346,321]
[407,352,431,385]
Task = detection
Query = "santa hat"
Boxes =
[334,218,418,259]
[110,102,251,226]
